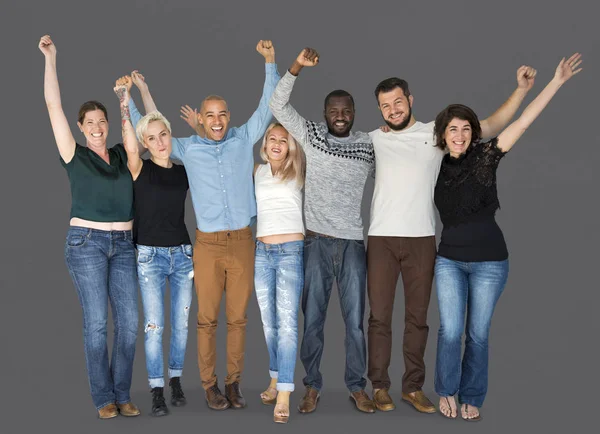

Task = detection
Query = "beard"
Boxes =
[384,105,412,131]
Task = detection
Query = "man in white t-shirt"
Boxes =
[366,70,535,413]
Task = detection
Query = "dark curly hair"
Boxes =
[434,104,481,151]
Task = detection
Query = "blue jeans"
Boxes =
[254,240,304,392]
[300,234,367,392]
[137,244,194,388]
[64,227,138,410]
[434,256,509,408]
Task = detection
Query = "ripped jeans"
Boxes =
[137,244,194,388]
[254,240,304,392]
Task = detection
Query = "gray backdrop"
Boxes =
[1,0,598,433]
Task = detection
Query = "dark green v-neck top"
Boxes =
[60,143,134,222]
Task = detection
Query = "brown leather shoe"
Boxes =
[401,390,436,413]
[225,382,247,409]
[373,389,396,411]
[206,384,230,410]
[298,386,320,413]
[117,402,141,417]
[98,403,118,419]
[350,390,376,413]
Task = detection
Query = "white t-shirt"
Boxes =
[254,163,305,237]
[368,121,444,237]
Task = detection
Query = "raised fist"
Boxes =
[256,40,275,61]
[38,35,57,57]
[296,48,319,67]
[516,65,537,91]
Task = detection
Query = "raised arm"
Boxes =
[39,35,76,163]
[480,65,537,139]
[131,70,157,113]
[180,104,206,137]
[497,53,582,152]
[237,40,281,145]
[114,77,142,179]
[269,48,319,146]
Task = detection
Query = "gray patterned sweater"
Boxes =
[269,71,375,240]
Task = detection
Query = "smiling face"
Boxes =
[142,120,172,159]
[264,125,290,163]
[444,117,473,157]
[324,95,355,137]
[199,98,230,141]
[377,87,413,131]
[77,109,108,147]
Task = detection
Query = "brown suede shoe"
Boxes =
[98,403,118,419]
[401,390,436,413]
[117,402,141,417]
[225,382,247,409]
[350,390,376,413]
[373,389,396,411]
[298,386,320,414]
[206,384,230,410]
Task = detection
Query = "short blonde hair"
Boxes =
[260,123,305,187]
[135,111,172,143]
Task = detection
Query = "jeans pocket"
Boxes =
[137,246,155,264]
[183,244,193,259]
[66,233,88,248]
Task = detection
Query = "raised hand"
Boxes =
[180,104,199,130]
[131,70,148,91]
[114,83,130,106]
[517,65,537,91]
[296,48,319,67]
[554,53,583,85]
[115,75,133,92]
[256,40,275,62]
[39,34,57,57]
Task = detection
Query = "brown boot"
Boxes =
[225,382,247,409]
[401,390,436,414]
[373,389,396,411]
[350,390,376,413]
[298,386,320,414]
[206,384,230,410]
[98,403,118,419]
[117,402,141,417]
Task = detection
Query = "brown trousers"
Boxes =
[193,227,254,389]
[367,236,436,393]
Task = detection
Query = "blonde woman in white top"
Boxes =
[254,123,305,423]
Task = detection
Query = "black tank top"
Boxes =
[133,159,191,246]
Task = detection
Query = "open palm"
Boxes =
[554,53,583,84]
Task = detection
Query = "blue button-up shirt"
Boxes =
[129,63,280,233]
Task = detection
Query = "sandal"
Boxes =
[274,402,289,423]
[260,387,277,405]
[440,396,457,419]
[462,403,482,422]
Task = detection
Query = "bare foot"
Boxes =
[461,403,480,421]
[438,396,457,419]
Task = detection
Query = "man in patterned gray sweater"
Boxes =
[269,48,376,414]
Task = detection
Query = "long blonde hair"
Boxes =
[260,123,305,187]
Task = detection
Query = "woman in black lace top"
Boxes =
[433,54,582,421]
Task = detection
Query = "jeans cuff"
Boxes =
[277,382,294,392]
[149,377,165,388]
[269,370,278,379]
[168,368,183,379]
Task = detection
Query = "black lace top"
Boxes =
[435,138,509,262]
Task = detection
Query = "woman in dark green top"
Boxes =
[39,35,140,419]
